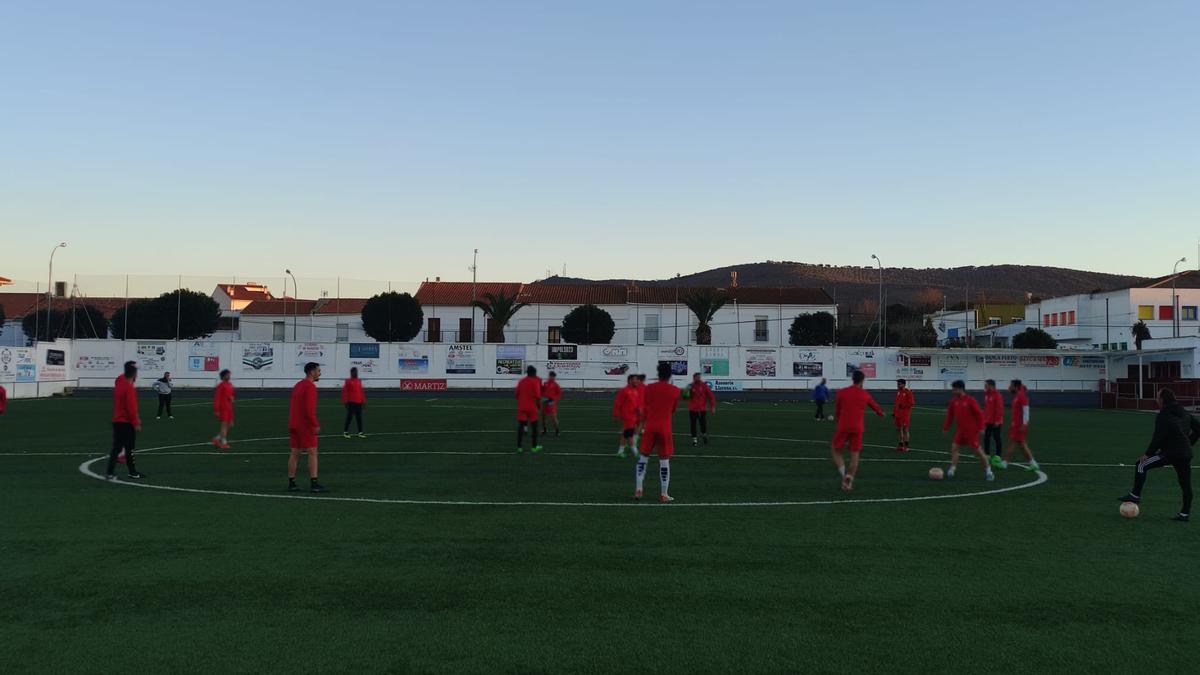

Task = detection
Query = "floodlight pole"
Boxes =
[286,269,299,341]
[471,248,479,343]
[1173,257,1187,338]
[46,242,66,340]
[871,254,883,347]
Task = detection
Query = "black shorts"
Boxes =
[112,422,136,451]
[623,428,636,439]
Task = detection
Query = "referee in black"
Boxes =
[1119,387,1195,521]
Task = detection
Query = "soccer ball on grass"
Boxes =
[928,467,944,480]
[1119,502,1140,519]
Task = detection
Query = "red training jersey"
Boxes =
[635,382,647,413]
[0,384,7,414]
[613,385,642,425]
[983,390,1004,425]
[643,381,681,433]
[687,380,715,412]
[214,380,236,416]
[289,379,319,431]
[112,375,140,426]
[944,395,984,435]
[834,385,883,434]
[543,380,562,402]
[515,376,542,415]
[1011,387,1030,428]
[894,389,915,414]
[342,378,365,404]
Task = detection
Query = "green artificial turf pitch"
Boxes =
[1,393,1197,673]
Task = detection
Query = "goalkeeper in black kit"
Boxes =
[1119,388,1195,522]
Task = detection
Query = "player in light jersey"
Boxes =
[636,363,681,502]
[942,380,993,481]
[831,370,885,491]
[212,369,235,449]
[541,371,562,437]
[515,365,543,454]
[613,374,642,458]
[893,378,915,452]
[994,379,1040,472]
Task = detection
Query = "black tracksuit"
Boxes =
[1131,402,1196,515]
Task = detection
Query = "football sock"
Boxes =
[635,457,648,491]
[311,477,318,485]
[659,459,670,495]
[838,466,846,477]
[516,423,525,448]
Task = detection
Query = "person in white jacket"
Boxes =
[153,372,174,420]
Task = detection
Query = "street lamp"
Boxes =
[470,249,478,343]
[1173,257,1187,338]
[285,269,298,341]
[870,254,883,347]
[40,242,66,342]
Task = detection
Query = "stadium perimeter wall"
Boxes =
[42,340,1135,397]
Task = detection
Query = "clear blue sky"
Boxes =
[2,1,1198,290]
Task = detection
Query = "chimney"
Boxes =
[54,281,67,298]
[730,271,738,288]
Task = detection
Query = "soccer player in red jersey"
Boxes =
[613,374,642,458]
[342,366,366,438]
[831,370,884,491]
[636,362,681,502]
[0,383,6,416]
[982,379,1005,459]
[540,371,562,437]
[687,372,716,446]
[634,373,648,445]
[942,380,993,480]
[515,365,543,453]
[212,369,235,449]
[893,378,915,452]
[996,379,1039,472]
[288,362,325,493]
[107,361,145,480]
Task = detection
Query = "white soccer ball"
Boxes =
[928,467,944,481]
[826,415,834,421]
[1119,502,1140,519]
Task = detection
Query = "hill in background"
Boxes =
[543,261,1146,312]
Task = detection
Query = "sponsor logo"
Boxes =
[400,379,448,391]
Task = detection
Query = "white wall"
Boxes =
[0,342,73,398]
[61,340,1117,393]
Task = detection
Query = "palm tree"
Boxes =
[1131,320,1151,350]
[471,291,529,343]
[681,289,729,345]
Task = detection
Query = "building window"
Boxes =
[458,318,473,342]
[1184,306,1198,321]
[1120,342,1128,350]
[1042,314,1050,328]
[1066,311,1074,325]
[1012,317,1023,324]
[336,323,349,342]
[1049,314,1057,327]
[1058,312,1066,325]
[1160,306,1174,321]
[427,317,441,343]
[547,326,562,344]
[754,316,769,342]
[272,321,285,341]
[988,316,1001,326]
[1138,305,1154,320]
[644,314,660,343]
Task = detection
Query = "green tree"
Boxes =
[22,309,64,342]
[1011,327,1058,349]
[788,312,836,345]
[361,292,424,342]
[1131,320,1151,350]
[111,290,220,340]
[561,304,615,345]
[918,319,938,347]
[61,304,109,339]
[472,291,529,343]
[681,289,729,345]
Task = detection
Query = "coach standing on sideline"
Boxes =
[153,372,173,420]
[107,361,145,480]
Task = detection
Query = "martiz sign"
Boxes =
[400,379,448,392]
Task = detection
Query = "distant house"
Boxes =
[212,283,274,312]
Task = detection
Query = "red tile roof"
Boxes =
[627,286,834,305]
[313,298,370,315]
[414,282,523,306]
[216,283,274,301]
[518,283,629,305]
[0,293,136,319]
[239,299,321,316]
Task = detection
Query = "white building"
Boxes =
[1025,271,1200,350]
[925,309,978,345]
